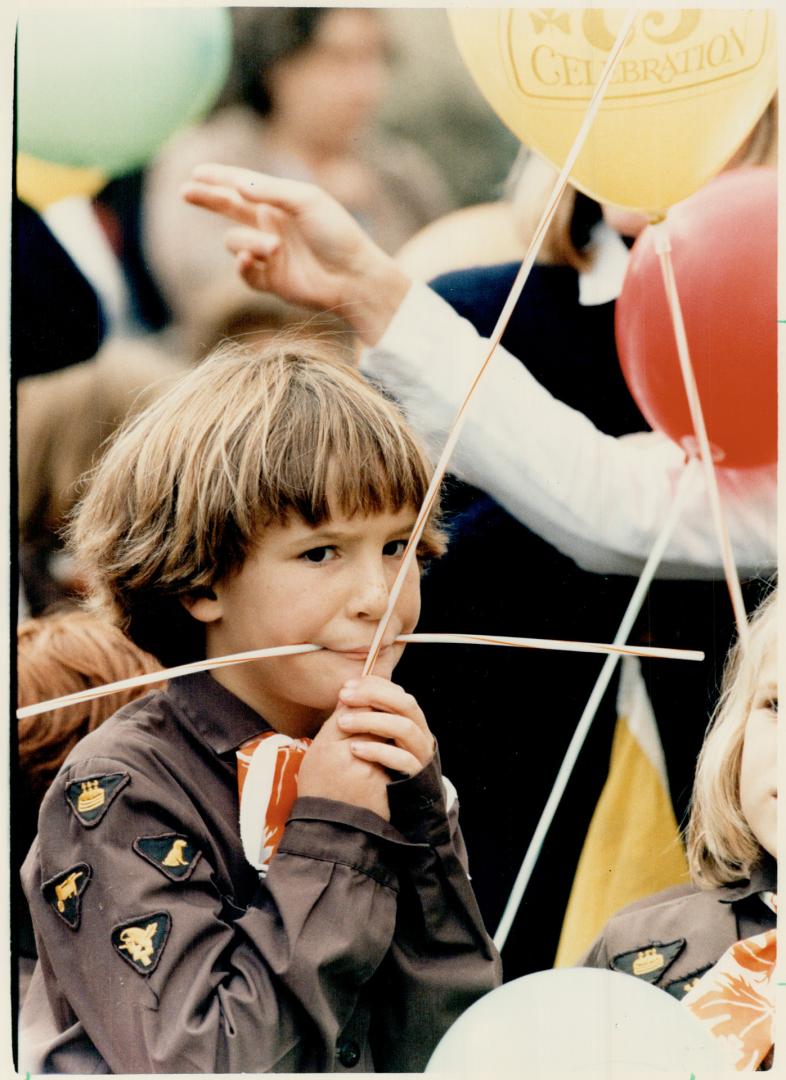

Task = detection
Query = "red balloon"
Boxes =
[615,167,776,469]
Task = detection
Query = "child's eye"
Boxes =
[756,695,778,715]
[383,539,408,558]
[300,546,337,564]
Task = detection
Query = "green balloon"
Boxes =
[18,8,232,176]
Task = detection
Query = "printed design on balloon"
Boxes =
[450,8,776,211]
[514,10,765,101]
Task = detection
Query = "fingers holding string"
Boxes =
[348,735,424,779]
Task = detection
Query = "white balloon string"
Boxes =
[16,630,702,721]
[395,634,702,663]
[15,643,322,719]
[361,8,638,678]
[493,459,700,951]
[652,221,750,648]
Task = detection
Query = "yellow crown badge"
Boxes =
[612,938,686,983]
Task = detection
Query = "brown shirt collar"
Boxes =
[167,671,272,757]
[717,854,777,904]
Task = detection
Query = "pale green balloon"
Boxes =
[18,8,232,176]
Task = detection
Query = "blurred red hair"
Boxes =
[17,611,165,808]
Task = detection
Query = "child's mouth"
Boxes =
[332,644,392,661]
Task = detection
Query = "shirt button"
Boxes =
[337,1039,361,1068]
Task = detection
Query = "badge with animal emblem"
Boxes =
[65,772,129,827]
[111,912,171,975]
[665,965,713,1000]
[611,939,685,983]
[133,834,201,881]
[42,863,92,929]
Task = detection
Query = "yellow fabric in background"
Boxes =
[555,657,689,967]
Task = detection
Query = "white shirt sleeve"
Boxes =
[360,282,776,580]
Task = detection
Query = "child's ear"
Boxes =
[180,586,222,624]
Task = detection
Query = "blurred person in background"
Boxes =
[15,612,164,1003]
[17,340,187,616]
[142,7,453,334]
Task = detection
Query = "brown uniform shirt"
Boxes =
[582,858,777,1000]
[20,671,500,1073]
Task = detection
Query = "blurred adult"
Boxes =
[143,7,453,329]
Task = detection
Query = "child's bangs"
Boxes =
[264,402,428,521]
[254,360,444,556]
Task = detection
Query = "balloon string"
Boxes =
[15,644,322,720]
[493,458,701,951]
[651,222,750,648]
[395,634,702,663]
[16,631,702,721]
[361,7,638,678]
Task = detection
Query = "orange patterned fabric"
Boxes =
[683,894,776,1072]
[237,733,311,877]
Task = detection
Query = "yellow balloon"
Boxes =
[450,8,777,214]
[17,153,107,213]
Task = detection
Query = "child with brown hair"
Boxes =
[583,586,778,1070]
[19,338,499,1073]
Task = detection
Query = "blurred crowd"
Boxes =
[14,4,777,1014]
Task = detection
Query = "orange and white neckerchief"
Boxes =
[236,732,458,877]
[682,892,777,1071]
[237,732,311,877]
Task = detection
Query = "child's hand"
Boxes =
[335,676,436,778]
[181,165,409,346]
[297,708,391,820]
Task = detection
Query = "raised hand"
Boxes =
[181,164,409,344]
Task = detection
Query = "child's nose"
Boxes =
[349,560,391,620]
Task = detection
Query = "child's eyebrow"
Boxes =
[289,519,418,545]
[293,528,346,544]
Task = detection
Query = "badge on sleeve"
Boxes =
[665,965,713,1000]
[611,938,685,983]
[133,834,201,881]
[111,912,171,975]
[42,863,92,929]
[65,772,129,827]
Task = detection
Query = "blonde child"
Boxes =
[19,339,500,1073]
[583,587,777,1070]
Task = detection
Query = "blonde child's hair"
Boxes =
[686,585,778,887]
[69,336,445,666]
[17,611,164,809]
